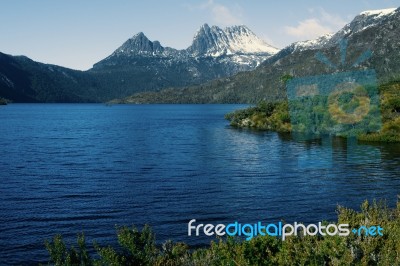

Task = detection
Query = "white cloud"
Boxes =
[284,18,332,39]
[192,0,243,26]
[284,8,346,40]
[319,8,347,28]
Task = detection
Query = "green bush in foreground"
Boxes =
[45,199,400,265]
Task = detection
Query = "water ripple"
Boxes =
[0,104,399,264]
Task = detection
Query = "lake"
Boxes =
[0,104,399,264]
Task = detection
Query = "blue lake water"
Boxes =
[0,104,399,264]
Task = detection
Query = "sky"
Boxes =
[0,0,398,70]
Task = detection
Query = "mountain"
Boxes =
[90,24,277,98]
[187,24,277,56]
[0,53,98,102]
[96,24,277,64]
[0,24,277,103]
[117,7,400,104]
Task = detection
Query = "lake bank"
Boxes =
[225,81,400,143]
[1,104,399,264]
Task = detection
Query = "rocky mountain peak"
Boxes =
[95,23,278,70]
[359,7,398,18]
[187,24,278,57]
[340,7,398,36]
[278,7,399,55]
[224,25,252,36]
[112,32,165,56]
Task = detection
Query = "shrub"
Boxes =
[45,198,400,265]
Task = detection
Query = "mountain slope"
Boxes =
[117,7,400,104]
[187,24,278,56]
[0,53,99,102]
[88,24,277,100]
[0,24,277,103]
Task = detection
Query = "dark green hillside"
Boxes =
[0,52,98,102]
[111,67,288,104]
[89,55,255,101]
[0,51,266,103]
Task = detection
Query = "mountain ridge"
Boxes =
[1,8,399,104]
[93,24,277,69]
[115,7,400,104]
[0,23,277,103]
[187,24,278,57]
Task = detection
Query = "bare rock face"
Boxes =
[187,24,278,57]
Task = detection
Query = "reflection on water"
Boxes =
[0,104,399,264]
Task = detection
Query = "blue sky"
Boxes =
[0,0,398,70]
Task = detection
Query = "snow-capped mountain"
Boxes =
[291,33,334,52]
[279,7,398,54]
[87,24,277,99]
[112,32,165,56]
[3,7,400,104]
[329,7,398,43]
[348,8,398,33]
[95,24,277,67]
[119,7,400,104]
[0,23,279,103]
[187,24,278,57]
[251,6,400,99]
[261,7,399,69]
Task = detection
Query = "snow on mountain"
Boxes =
[337,7,399,37]
[279,7,399,54]
[97,24,278,69]
[187,24,278,57]
[104,23,278,65]
[292,33,334,51]
[359,8,397,18]
[110,32,165,57]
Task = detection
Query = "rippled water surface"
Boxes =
[0,104,399,264]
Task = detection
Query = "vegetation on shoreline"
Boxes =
[225,101,291,132]
[358,81,400,142]
[225,81,400,142]
[45,199,400,265]
[0,97,8,105]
